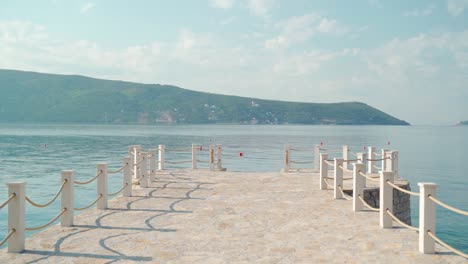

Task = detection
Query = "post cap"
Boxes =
[417,182,438,187]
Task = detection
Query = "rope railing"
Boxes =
[338,186,352,201]
[196,159,209,163]
[427,231,468,259]
[108,183,128,197]
[165,147,192,152]
[165,160,192,164]
[74,194,103,211]
[25,208,67,231]
[365,157,390,162]
[74,170,103,185]
[338,164,353,173]
[290,148,314,151]
[108,163,128,174]
[25,180,68,208]
[323,178,333,188]
[0,229,16,247]
[0,193,16,210]
[358,195,379,212]
[320,149,342,152]
[343,159,360,162]
[324,160,334,166]
[133,158,145,166]
[385,209,418,231]
[373,152,382,156]
[386,180,420,197]
[373,165,381,170]
[290,160,314,164]
[428,195,468,216]
[358,171,379,182]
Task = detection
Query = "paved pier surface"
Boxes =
[0,170,466,263]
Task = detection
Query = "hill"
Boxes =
[0,69,409,125]
[457,120,468,125]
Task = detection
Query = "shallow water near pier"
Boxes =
[0,124,466,253]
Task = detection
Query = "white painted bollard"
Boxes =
[380,171,394,228]
[7,182,25,253]
[149,149,157,183]
[97,163,108,210]
[134,145,142,178]
[419,183,437,254]
[216,144,223,171]
[128,145,136,177]
[319,154,328,190]
[123,156,132,197]
[209,145,215,171]
[334,158,344,199]
[192,144,198,170]
[158,144,165,170]
[61,170,74,227]
[284,144,291,173]
[353,163,365,211]
[381,149,388,171]
[139,152,148,188]
[391,151,399,177]
[343,145,349,169]
[385,150,393,172]
[368,146,376,173]
[314,145,320,171]
[357,152,368,173]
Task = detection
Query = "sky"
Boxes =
[0,0,467,125]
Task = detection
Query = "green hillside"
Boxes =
[0,69,409,125]
[457,121,468,125]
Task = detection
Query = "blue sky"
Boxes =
[1,0,467,125]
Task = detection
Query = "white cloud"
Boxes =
[80,3,95,14]
[211,0,234,9]
[246,0,275,17]
[403,4,435,17]
[447,0,468,16]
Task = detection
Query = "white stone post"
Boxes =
[368,146,376,173]
[149,149,157,183]
[134,145,142,178]
[128,145,136,177]
[209,145,215,171]
[97,163,108,210]
[343,145,349,169]
[381,149,388,172]
[357,152,368,173]
[284,144,291,173]
[391,151,399,177]
[380,171,394,228]
[314,145,320,171]
[158,144,165,170]
[319,154,328,190]
[353,163,365,211]
[192,144,198,169]
[61,170,74,227]
[334,158,344,199]
[385,150,393,172]
[216,144,223,170]
[139,152,148,188]
[7,182,25,253]
[419,183,437,254]
[123,156,132,197]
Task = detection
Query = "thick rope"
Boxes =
[74,194,103,211]
[366,157,390,162]
[320,149,342,152]
[165,148,191,152]
[358,195,379,211]
[166,160,192,164]
[373,152,382,157]
[25,208,67,231]
[338,165,353,173]
[385,209,418,231]
[358,171,380,182]
[373,165,381,170]
[338,186,353,201]
[108,183,128,197]
[133,158,145,166]
[74,171,103,185]
[343,159,360,162]
[324,160,334,166]
[0,193,16,210]
[25,180,68,208]
[290,148,314,151]
[196,159,209,163]
[108,163,128,174]
[429,195,468,216]
[386,181,420,196]
[427,230,468,259]
[0,229,16,247]
[290,160,314,164]
[323,178,333,188]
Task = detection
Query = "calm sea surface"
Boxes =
[0,124,466,252]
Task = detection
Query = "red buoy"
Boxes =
[363,146,367,150]
[239,152,244,157]
[199,146,203,151]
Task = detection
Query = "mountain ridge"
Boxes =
[0,69,410,125]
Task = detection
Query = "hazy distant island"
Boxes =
[0,69,409,125]
[457,120,468,125]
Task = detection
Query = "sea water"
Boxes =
[0,124,466,252]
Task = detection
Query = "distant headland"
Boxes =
[0,69,409,125]
[457,120,468,126]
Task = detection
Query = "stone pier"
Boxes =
[0,170,465,263]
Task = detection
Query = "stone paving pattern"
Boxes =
[0,170,466,263]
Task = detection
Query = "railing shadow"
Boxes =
[19,170,214,263]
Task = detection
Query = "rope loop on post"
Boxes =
[74,170,103,185]
[386,180,420,196]
[427,231,468,259]
[0,193,16,210]
[25,179,68,208]
[74,194,103,211]
[25,208,67,231]
[428,195,468,216]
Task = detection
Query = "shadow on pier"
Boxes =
[20,170,215,264]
